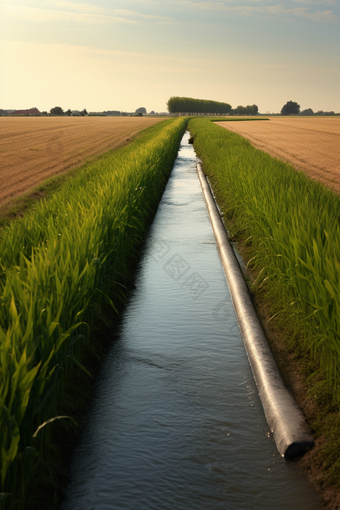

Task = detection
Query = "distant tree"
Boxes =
[250,104,258,115]
[65,109,72,116]
[281,101,300,115]
[316,110,335,116]
[300,108,314,116]
[103,110,121,116]
[79,108,88,116]
[41,111,48,116]
[135,107,147,114]
[167,97,231,114]
[50,106,64,115]
[229,104,258,116]
[234,105,246,115]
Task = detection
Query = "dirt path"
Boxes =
[215,117,340,193]
[0,116,164,206]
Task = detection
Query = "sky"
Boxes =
[1,0,339,113]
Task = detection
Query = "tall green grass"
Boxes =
[0,117,188,506]
[189,118,340,396]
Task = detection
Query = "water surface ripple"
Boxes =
[63,133,319,510]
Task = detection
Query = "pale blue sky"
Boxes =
[1,0,339,112]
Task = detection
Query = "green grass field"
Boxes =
[2,114,340,506]
[188,117,340,490]
[189,117,340,392]
[0,117,188,508]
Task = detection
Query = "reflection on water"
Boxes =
[62,133,319,510]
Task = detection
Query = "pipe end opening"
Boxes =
[284,439,315,459]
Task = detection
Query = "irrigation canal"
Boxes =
[62,133,319,509]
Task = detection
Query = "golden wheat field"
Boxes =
[215,117,340,193]
[0,116,164,206]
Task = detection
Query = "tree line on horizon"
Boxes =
[166,96,258,115]
[281,100,336,116]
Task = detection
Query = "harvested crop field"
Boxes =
[0,116,164,207]
[215,117,340,193]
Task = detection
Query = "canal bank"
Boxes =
[188,117,340,508]
[62,132,319,509]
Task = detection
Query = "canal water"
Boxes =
[62,133,319,509]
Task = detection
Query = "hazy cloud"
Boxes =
[113,9,175,22]
[291,0,336,3]
[43,1,108,13]
[45,2,176,22]
[3,4,137,23]
[4,1,175,25]
[177,1,339,21]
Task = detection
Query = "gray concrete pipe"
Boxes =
[196,162,314,459]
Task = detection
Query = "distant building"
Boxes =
[12,108,41,116]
